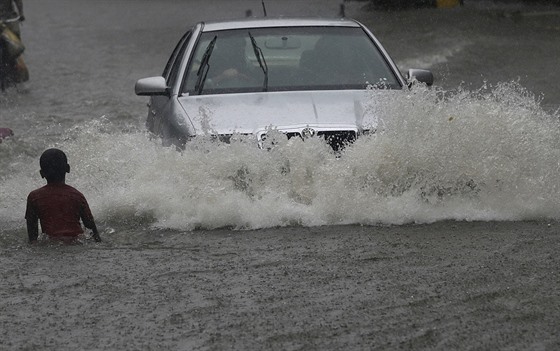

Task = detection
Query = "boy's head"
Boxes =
[39,148,70,183]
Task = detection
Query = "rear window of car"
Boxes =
[182,26,401,95]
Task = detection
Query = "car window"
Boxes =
[163,30,192,85]
[182,26,401,95]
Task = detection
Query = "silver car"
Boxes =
[135,17,433,150]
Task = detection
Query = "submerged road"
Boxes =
[1,1,560,350]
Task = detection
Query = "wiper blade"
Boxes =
[248,32,268,92]
[195,35,217,95]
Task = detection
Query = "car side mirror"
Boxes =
[407,69,434,87]
[135,76,170,96]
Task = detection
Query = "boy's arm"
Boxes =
[84,219,102,242]
[25,200,39,243]
[26,217,39,243]
[80,200,101,242]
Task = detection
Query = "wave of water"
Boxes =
[1,81,559,235]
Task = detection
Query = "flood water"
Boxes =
[1,0,560,350]
[2,0,560,233]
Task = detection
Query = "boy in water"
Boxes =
[25,148,101,244]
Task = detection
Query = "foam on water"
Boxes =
[2,81,559,233]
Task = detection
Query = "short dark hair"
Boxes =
[40,148,69,181]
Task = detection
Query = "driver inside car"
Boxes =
[207,36,258,88]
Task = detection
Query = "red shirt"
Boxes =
[25,183,95,238]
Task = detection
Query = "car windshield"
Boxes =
[183,26,401,95]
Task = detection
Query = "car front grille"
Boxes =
[285,130,357,151]
[217,130,358,151]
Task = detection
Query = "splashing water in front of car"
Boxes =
[2,81,559,232]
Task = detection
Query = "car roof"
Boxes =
[200,17,362,32]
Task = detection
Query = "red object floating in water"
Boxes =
[0,128,14,142]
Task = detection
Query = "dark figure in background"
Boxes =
[25,148,102,244]
[0,0,27,90]
[0,0,24,37]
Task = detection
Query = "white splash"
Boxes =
[2,81,560,232]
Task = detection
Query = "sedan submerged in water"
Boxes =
[135,17,433,150]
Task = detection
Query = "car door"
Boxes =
[146,30,192,136]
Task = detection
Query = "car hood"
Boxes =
[178,90,381,136]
